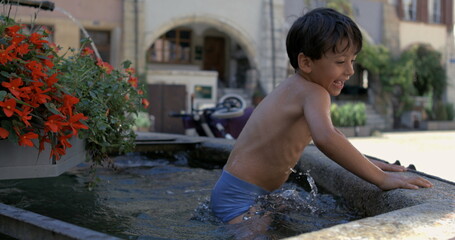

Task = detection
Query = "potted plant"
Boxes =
[133,111,152,132]
[0,16,89,179]
[0,16,149,179]
[56,41,149,165]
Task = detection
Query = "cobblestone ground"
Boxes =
[348,130,455,182]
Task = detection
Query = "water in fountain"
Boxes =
[0,152,360,239]
[53,6,101,59]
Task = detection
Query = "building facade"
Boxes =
[4,0,454,132]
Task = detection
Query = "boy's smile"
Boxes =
[298,41,357,96]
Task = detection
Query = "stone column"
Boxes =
[123,0,146,74]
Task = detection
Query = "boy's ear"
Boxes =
[297,53,312,73]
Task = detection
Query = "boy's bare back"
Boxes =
[225,74,316,192]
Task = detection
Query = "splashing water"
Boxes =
[194,169,360,239]
[0,154,360,239]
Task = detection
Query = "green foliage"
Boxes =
[134,111,151,129]
[331,102,366,127]
[356,41,390,75]
[56,45,147,165]
[427,101,454,121]
[403,44,447,99]
[326,0,353,17]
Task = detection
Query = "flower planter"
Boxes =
[0,138,85,180]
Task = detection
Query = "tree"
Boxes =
[357,41,416,128]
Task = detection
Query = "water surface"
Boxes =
[0,153,360,239]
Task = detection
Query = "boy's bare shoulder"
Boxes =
[289,75,330,101]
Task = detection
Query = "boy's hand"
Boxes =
[377,172,433,191]
[370,159,406,172]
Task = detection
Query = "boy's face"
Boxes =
[302,41,357,96]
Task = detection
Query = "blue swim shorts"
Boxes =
[210,170,270,223]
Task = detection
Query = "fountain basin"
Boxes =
[137,132,455,240]
[0,132,453,239]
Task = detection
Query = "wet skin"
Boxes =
[224,45,433,224]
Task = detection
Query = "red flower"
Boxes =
[50,146,66,160]
[0,45,15,65]
[5,25,21,37]
[28,32,47,48]
[18,132,39,147]
[0,98,17,117]
[30,86,52,105]
[26,60,47,80]
[128,76,138,88]
[67,113,88,135]
[44,114,67,133]
[142,98,150,109]
[2,78,24,98]
[0,128,9,139]
[14,43,30,56]
[45,73,59,87]
[125,67,135,75]
[59,94,80,116]
[15,106,33,127]
[81,47,94,56]
[96,58,113,74]
[58,134,73,149]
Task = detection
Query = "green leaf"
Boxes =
[0,91,7,101]
[44,102,63,116]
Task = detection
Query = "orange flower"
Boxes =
[44,114,67,133]
[81,47,94,56]
[96,58,113,74]
[0,128,9,139]
[18,132,38,147]
[30,86,52,105]
[15,106,33,127]
[2,78,24,98]
[142,98,150,108]
[0,98,17,117]
[45,73,59,87]
[59,94,80,116]
[50,146,66,160]
[67,113,89,136]
[28,32,47,48]
[0,45,15,65]
[128,76,138,88]
[26,60,47,80]
[5,25,21,37]
[125,67,135,75]
[14,43,30,56]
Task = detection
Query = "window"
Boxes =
[83,30,111,63]
[428,0,441,23]
[403,0,417,21]
[148,29,192,64]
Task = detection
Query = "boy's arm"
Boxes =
[302,87,432,190]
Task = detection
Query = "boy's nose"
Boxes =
[346,63,355,78]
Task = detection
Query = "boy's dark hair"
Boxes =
[286,8,363,70]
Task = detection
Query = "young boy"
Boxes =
[210,7,433,225]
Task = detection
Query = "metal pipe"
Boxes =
[3,0,55,11]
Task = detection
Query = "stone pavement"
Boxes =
[348,130,455,183]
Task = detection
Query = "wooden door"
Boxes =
[203,36,226,85]
[148,84,186,134]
